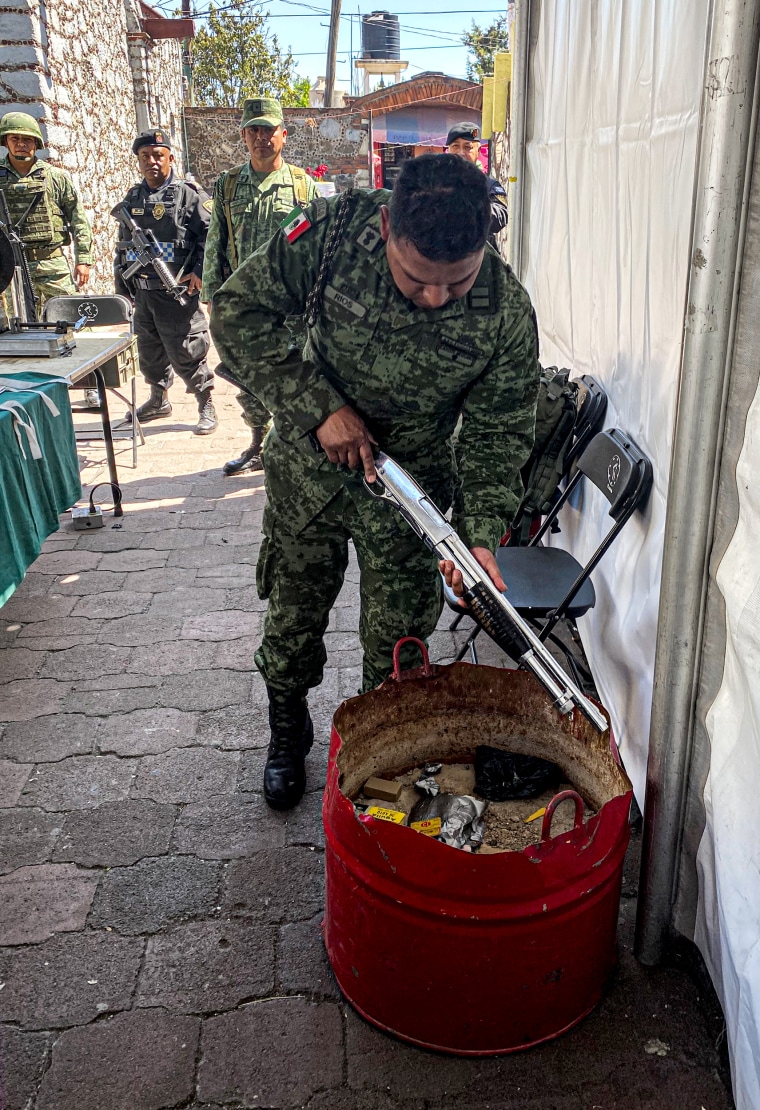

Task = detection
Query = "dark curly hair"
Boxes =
[388,153,490,262]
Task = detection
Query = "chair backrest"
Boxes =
[565,374,608,470]
[43,294,133,329]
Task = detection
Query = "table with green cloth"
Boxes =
[0,371,81,607]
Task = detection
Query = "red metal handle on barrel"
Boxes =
[391,636,432,681]
[540,789,585,842]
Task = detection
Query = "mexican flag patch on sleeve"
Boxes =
[281,206,311,243]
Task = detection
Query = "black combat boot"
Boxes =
[223,426,264,476]
[194,391,218,435]
[263,690,314,810]
[128,385,171,423]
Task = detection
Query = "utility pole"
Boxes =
[323,0,342,107]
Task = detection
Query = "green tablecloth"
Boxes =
[0,372,81,607]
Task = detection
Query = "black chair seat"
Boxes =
[496,546,596,617]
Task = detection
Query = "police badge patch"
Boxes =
[203,198,213,212]
[153,202,165,219]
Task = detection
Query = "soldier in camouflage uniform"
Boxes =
[202,96,318,475]
[211,154,540,809]
[0,111,93,314]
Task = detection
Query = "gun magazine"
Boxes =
[464,583,532,662]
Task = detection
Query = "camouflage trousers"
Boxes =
[236,389,271,432]
[1,261,75,319]
[254,478,443,696]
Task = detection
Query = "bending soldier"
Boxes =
[202,96,318,474]
[0,111,92,313]
[211,155,540,811]
[113,129,217,435]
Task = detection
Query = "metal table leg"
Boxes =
[93,366,119,489]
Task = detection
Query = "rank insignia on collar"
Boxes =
[153,202,165,219]
[356,223,382,252]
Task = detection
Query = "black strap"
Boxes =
[89,481,123,518]
[304,189,356,328]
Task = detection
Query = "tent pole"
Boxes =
[506,0,531,280]
[635,0,760,965]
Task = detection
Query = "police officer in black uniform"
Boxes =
[445,123,509,246]
[112,129,217,434]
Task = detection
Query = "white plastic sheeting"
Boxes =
[521,0,708,798]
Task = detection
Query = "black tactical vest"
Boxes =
[116,178,195,279]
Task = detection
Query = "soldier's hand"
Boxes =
[74,264,90,291]
[316,404,378,482]
[181,273,203,296]
[440,547,506,608]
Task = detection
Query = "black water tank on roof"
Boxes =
[361,11,400,59]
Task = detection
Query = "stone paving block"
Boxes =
[133,747,240,804]
[0,930,144,1030]
[31,551,101,575]
[167,544,256,570]
[10,630,99,652]
[0,1026,54,1110]
[195,562,258,587]
[76,672,163,694]
[0,678,71,721]
[206,528,261,548]
[137,919,276,1014]
[0,594,77,623]
[97,549,169,572]
[279,789,326,848]
[0,863,98,945]
[142,528,207,550]
[305,1091,419,1110]
[0,713,98,761]
[35,1010,200,1110]
[159,668,252,711]
[175,793,287,859]
[224,846,324,922]
[18,754,137,811]
[178,511,245,531]
[97,707,200,755]
[127,638,219,676]
[52,799,177,866]
[0,648,42,679]
[223,585,269,612]
[278,913,339,999]
[16,616,99,643]
[0,807,61,874]
[97,614,183,646]
[0,760,32,806]
[60,683,163,716]
[196,701,268,750]
[5,570,50,598]
[122,566,198,592]
[38,642,129,681]
[198,997,343,1107]
[181,610,261,641]
[73,529,150,553]
[129,481,195,500]
[213,636,257,671]
[69,591,152,619]
[150,586,229,617]
[328,607,360,632]
[89,855,223,934]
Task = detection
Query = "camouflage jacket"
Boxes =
[0,156,93,269]
[210,188,540,551]
[201,161,318,302]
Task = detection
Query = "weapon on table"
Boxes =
[116,204,188,305]
[0,190,39,322]
[363,451,609,733]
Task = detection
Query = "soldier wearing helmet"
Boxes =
[0,111,93,315]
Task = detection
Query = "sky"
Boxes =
[151,0,508,91]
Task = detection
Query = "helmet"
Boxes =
[0,112,44,148]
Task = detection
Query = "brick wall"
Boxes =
[1,0,184,293]
[183,105,370,192]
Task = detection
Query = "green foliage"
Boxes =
[463,15,509,81]
[191,0,306,107]
[283,76,311,107]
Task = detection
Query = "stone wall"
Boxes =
[184,105,369,193]
[0,0,185,294]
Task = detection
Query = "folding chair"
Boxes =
[446,428,653,684]
[43,294,144,467]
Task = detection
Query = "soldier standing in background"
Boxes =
[211,154,540,811]
[0,111,93,312]
[202,96,318,474]
[113,129,217,435]
[445,122,509,244]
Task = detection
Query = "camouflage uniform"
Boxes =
[211,188,540,694]
[202,161,318,428]
[0,155,93,314]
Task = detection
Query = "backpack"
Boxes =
[510,365,580,545]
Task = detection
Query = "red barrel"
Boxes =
[322,646,632,1055]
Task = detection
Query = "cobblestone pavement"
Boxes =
[0,375,735,1109]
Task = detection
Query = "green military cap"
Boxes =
[0,111,44,148]
[241,97,284,129]
[132,128,171,155]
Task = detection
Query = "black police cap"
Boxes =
[132,129,172,155]
[446,122,480,146]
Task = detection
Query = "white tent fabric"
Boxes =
[521,0,707,799]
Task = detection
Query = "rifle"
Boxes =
[363,451,609,733]
[0,189,39,322]
[116,204,188,305]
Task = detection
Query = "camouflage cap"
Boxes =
[446,122,480,146]
[132,128,172,155]
[241,97,284,129]
[0,111,44,148]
